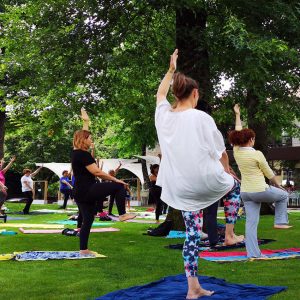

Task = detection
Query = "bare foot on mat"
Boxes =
[187,288,214,299]
[79,249,95,256]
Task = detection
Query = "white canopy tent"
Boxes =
[36,156,159,185]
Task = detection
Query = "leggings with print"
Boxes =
[182,210,203,277]
[181,180,240,277]
[223,179,241,224]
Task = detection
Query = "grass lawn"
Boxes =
[0,203,299,300]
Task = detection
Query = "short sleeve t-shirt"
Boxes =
[71,149,96,203]
[155,99,234,211]
[21,175,33,192]
[60,176,71,190]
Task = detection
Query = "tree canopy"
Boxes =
[0,0,299,169]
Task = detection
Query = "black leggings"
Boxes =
[61,189,72,209]
[22,191,33,214]
[149,186,164,221]
[203,200,219,246]
[108,194,115,214]
[76,182,126,250]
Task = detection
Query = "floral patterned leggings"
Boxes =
[182,179,240,277]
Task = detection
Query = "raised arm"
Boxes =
[114,161,122,175]
[81,108,90,131]
[31,166,43,177]
[233,104,242,131]
[156,49,178,105]
[2,156,16,174]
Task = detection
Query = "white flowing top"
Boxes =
[155,100,234,211]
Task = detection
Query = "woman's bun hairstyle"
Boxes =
[172,72,199,100]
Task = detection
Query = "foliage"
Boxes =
[0,0,299,165]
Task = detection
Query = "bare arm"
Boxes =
[61,180,73,189]
[31,166,42,177]
[2,156,16,174]
[81,108,90,131]
[86,163,126,185]
[219,151,231,174]
[234,104,242,130]
[114,161,122,175]
[156,49,178,105]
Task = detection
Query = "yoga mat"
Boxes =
[32,209,78,214]
[7,217,29,221]
[95,274,286,300]
[19,227,120,234]
[166,230,186,238]
[0,223,64,229]
[47,220,114,226]
[109,215,157,224]
[167,239,275,251]
[14,251,106,261]
[200,248,300,262]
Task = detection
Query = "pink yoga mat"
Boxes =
[200,248,300,257]
[19,228,120,234]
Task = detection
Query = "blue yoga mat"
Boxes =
[95,274,286,300]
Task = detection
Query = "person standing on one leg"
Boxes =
[228,104,291,258]
[59,170,73,209]
[72,130,136,255]
[155,49,240,299]
[149,164,164,223]
[21,166,43,214]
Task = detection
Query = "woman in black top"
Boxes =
[149,164,167,223]
[72,130,136,255]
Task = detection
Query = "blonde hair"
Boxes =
[73,130,91,151]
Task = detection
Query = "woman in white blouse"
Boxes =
[155,50,241,299]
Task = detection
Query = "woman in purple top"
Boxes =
[0,156,16,214]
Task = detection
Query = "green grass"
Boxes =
[0,203,299,300]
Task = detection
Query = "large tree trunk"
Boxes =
[141,144,150,189]
[176,7,212,105]
[246,89,269,155]
[165,7,210,230]
[0,110,5,159]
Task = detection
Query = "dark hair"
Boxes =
[228,129,256,146]
[172,72,199,100]
[150,164,159,175]
[62,170,68,175]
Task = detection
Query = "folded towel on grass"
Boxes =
[200,248,300,262]
[95,274,286,300]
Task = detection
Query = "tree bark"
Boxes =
[246,89,269,155]
[176,7,212,105]
[141,144,150,189]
